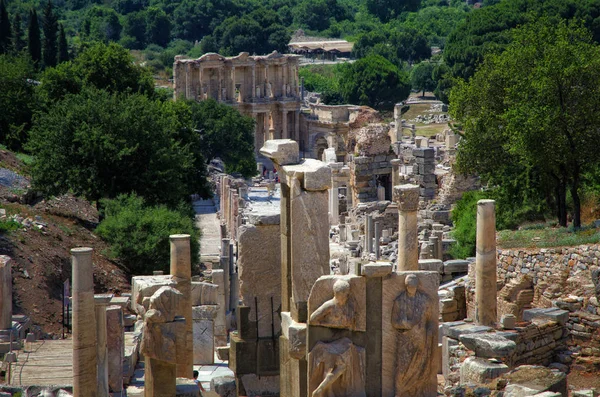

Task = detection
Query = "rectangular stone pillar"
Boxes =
[213,269,227,347]
[95,294,113,397]
[393,184,420,271]
[106,305,124,396]
[330,186,339,226]
[475,200,497,326]
[220,238,230,312]
[374,221,382,260]
[170,235,193,378]
[193,306,217,365]
[71,247,97,397]
[0,256,12,343]
[366,215,373,254]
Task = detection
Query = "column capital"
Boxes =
[393,184,420,211]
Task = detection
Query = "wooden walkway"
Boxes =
[9,339,73,386]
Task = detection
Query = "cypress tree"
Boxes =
[57,23,68,63]
[0,0,12,54]
[13,14,24,52]
[42,1,58,68]
[28,9,41,67]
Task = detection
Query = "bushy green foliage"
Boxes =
[96,194,200,275]
[81,6,122,43]
[0,54,36,150]
[449,190,483,259]
[338,54,410,109]
[451,19,600,228]
[410,61,435,95]
[353,27,430,66]
[298,64,344,104]
[28,88,210,206]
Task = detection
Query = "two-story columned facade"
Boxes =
[173,51,302,156]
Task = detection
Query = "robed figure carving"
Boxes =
[391,274,436,397]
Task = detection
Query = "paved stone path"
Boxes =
[193,198,221,263]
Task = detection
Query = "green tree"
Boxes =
[0,54,36,150]
[186,99,256,176]
[123,11,146,49]
[0,0,11,54]
[292,0,349,32]
[353,27,430,65]
[338,54,410,109]
[38,42,154,104]
[57,23,68,63]
[366,0,421,23]
[27,9,41,67]
[172,0,240,42]
[451,19,600,228]
[28,88,209,207]
[12,14,24,53]
[81,6,122,42]
[96,194,200,275]
[410,61,435,96]
[42,1,58,68]
[145,7,170,47]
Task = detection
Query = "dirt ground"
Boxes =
[0,150,130,337]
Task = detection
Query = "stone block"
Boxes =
[444,260,470,275]
[460,357,509,384]
[501,314,517,330]
[229,334,257,375]
[176,378,200,397]
[361,262,393,277]
[281,312,306,359]
[413,148,435,158]
[459,333,516,358]
[282,159,331,191]
[523,308,569,325]
[131,275,177,315]
[241,374,280,397]
[191,282,218,306]
[444,323,492,340]
[211,376,236,397]
[260,139,299,166]
[419,259,443,273]
[193,318,214,365]
[216,346,230,360]
[503,365,567,396]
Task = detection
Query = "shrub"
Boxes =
[96,194,200,275]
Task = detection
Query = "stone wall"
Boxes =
[349,155,395,203]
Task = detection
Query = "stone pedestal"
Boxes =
[393,184,420,271]
[475,200,497,326]
[170,234,193,378]
[193,306,218,364]
[95,294,113,397]
[71,247,97,397]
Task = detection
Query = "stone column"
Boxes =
[220,238,230,312]
[95,294,112,397]
[106,305,124,396]
[295,110,300,143]
[282,111,288,139]
[71,247,97,397]
[0,256,12,343]
[429,236,439,262]
[433,224,444,261]
[169,234,193,378]
[374,221,382,260]
[393,184,420,271]
[366,214,374,254]
[339,220,347,243]
[391,159,402,188]
[475,199,497,327]
[330,186,339,226]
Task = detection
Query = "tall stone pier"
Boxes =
[170,234,194,378]
[475,199,497,326]
[71,247,97,397]
[0,256,12,344]
[95,294,113,397]
[393,184,420,271]
[260,139,330,397]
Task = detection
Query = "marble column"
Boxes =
[391,159,402,189]
[106,305,124,396]
[71,247,97,397]
[94,294,113,397]
[330,186,339,225]
[393,184,420,271]
[429,236,439,262]
[366,214,374,254]
[0,256,12,342]
[169,234,193,378]
[374,221,382,259]
[475,200,497,327]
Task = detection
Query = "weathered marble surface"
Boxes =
[382,271,439,397]
[307,275,366,332]
[308,338,366,397]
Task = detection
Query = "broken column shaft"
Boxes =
[475,199,497,326]
[394,184,420,271]
[170,234,193,378]
[71,247,97,397]
[0,256,12,343]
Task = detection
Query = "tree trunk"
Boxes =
[556,182,567,227]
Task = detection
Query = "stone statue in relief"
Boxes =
[309,279,355,330]
[309,338,366,397]
[391,274,436,397]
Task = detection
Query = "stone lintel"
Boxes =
[281,159,331,191]
[94,294,114,305]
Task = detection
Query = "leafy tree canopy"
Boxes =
[338,54,410,109]
[451,19,600,228]
[410,60,435,96]
[353,26,430,66]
